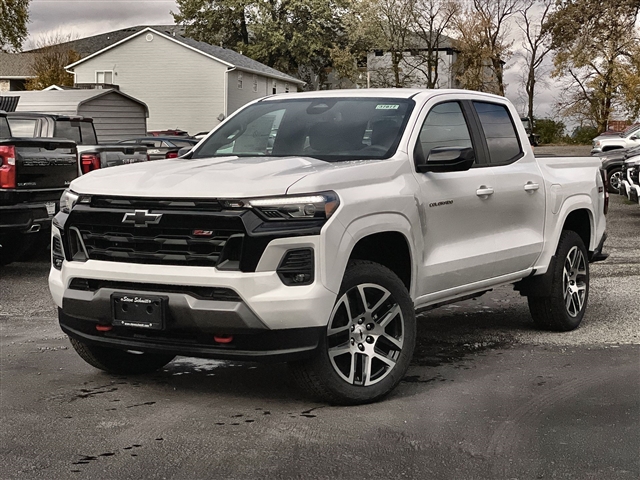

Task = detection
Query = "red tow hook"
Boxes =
[96,324,113,332]
[214,335,233,344]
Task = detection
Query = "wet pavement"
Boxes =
[1,196,639,479]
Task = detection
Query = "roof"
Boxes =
[0,52,37,78]
[372,32,457,52]
[65,27,305,85]
[0,89,149,116]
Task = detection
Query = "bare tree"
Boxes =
[412,0,460,88]
[26,32,80,90]
[517,0,553,122]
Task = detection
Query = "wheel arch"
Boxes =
[328,213,417,298]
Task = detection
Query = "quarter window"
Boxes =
[417,102,473,163]
[472,102,522,164]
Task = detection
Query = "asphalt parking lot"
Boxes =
[1,194,639,479]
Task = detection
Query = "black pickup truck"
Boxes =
[0,112,79,266]
[6,113,148,174]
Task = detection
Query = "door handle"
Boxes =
[476,186,494,197]
[524,182,540,192]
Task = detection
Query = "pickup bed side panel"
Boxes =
[533,157,605,274]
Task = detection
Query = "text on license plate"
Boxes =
[45,202,56,216]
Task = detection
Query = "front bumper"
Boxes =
[59,309,323,362]
[628,184,640,203]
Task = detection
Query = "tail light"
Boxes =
[146,153,151,162]
[0,145,16,188]
[599,169,609,215]
[165,151,179,159]
[80,153,100,174]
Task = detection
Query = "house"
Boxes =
[1,89,148,141]
[65,26,305,134]
[366,34,460,89]
[0,52,37,92]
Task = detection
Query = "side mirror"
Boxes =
[177,146,192,157]
[416,146,475,173]
[630,135,639,141]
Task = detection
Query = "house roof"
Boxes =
[0,52,37,78]
[65,26,305,85]
[0,89,149,116]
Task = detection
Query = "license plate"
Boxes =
[45,202,56,216]
[111,293,166,330]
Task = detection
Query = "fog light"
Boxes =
[277,248,314,286]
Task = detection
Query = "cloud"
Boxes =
[26,0,177,47]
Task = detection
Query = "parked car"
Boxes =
[50,89,607,404]
[591,123,640,154]
[147,129,189,137]
[119,137,198,160]
[595,145,640,193]
[0,111,78,266]
[6,113,148,174]
[620,154,640,203]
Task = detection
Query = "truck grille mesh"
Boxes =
[67,206,245,267]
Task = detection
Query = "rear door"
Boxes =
[467,100,545,275]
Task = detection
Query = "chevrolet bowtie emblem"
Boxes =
[122,209,163,227]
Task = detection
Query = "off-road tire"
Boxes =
[528,230,589,332]
[289,260,416,405]
[69,337,175,374]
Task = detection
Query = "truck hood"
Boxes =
[70,155,343,198]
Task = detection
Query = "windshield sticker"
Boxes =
[375,104,400,110]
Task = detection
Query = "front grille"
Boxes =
[68,278,241,301]
[90,196,224,211]
[67,206,245,267]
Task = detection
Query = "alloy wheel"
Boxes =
[326,283,404,386]
[563,246,587,317]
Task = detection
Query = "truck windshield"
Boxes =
[191,97,415,162]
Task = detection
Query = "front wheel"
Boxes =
[69,338,175,374]
[607,168,622,194]
[290,260,416,405]
[527,230,589,331]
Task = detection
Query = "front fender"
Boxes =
[324,212,419,298]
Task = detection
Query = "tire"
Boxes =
[607,168,622,194]
[527,230,589,332]
[69,337,175,375]
[290,260,416,405]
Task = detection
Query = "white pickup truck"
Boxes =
[49,89,608,404]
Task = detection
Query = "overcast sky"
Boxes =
[26,0,558,121]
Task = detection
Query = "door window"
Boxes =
[472,102,522,164]
[416,101,474,163]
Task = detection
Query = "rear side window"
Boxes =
[473,102,522,164]
[7,118,37,137]
[0,117,10,138]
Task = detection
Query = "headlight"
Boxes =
[59,190,90,213]
[594,141,601,146]
[222,191,340,220]
[60,190,79,213]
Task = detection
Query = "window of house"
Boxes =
[272,80,277,94]
[374,50,383,57]
[416,102,474,164]
[285,83,289,93]
[96,71,113,84]
[237,72,243,89]
[253,75,258,93]
[472,101,522,164]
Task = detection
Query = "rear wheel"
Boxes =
[69,337,175,375]
[527,231,589,331]
[290,260,416,405]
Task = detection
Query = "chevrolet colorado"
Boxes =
[49,90,608,404]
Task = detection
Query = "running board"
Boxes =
[415,289,491,315]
